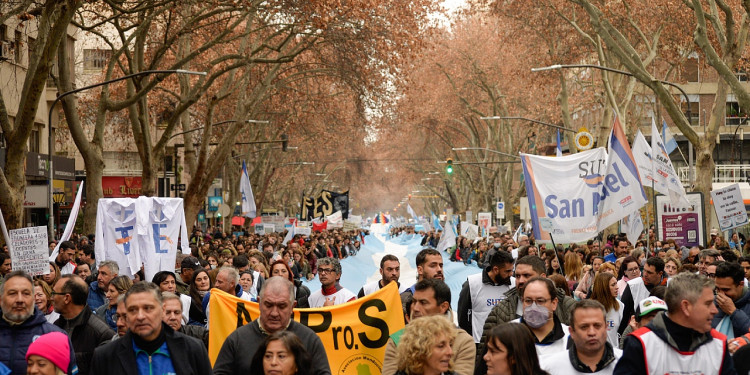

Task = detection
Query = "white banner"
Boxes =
[621,210,644,246]
[521,116,647,243]
[478,212,492,237]
[460,221,479,240]
[240,161,257,218]
[50,181,84,260]
[632,131,655,186]
[326,211,343,228]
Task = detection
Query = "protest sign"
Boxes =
[711,184,749,231]
[9,226,49,276]
[254,224,266,235]
[478,212,491,236]
[295,226,312,236]
[208,282,404,375]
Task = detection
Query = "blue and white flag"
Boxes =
[240,161,256,218]
[662,121,678,154]
[556,130,563,157]
[436,220,456,253]
[431,212,443,231]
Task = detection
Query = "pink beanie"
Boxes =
[25,332,70,372]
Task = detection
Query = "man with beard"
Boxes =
[0,271,78,374]
[358,254,407,297]
[618,257,668,336]
[458,250,515,343]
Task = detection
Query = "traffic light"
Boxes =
[281,134,289,152]
[446,158,454,174]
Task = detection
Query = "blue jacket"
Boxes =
[201,284,247,312]
[0,308,78,375]
[87,281,106,311]
[712,287,750,338]
[134,341,176,375]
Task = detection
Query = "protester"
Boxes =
[563,251,583,293]
[614,272,734,374]
[308,257,356,307]
[25,332,72,375]
[42,262,61,290]
[54,241,77,275]
[213,276,331,375]
[34,279,60,324]
[270,260,310,308]
[152,271,192,323]
[618,257,667,336]
[483,323,549,375]
[574,256,604,300]
[250,331,313,375]
[394,315,457,375]
[162,292,208,348]
[52,274,113,375]
[383,278,475,375]
[614,256,639,299]
[188,268,212,325]
[0,253,11,278]
[87,261,118,311]
[588,272,624,348]
[457,250,515,343]
[94,275,132,330]
[541,300,622,375]
[664,257,681,278]
[358,254,407,297]
[201,267,253,320]
[712,261,750,338]
[90,282,212,375]
[0,271,78,375]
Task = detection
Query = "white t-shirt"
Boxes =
[605,299,625,348]
[95,198,141,277]
[136,197,189,282]
[308,287,357,308]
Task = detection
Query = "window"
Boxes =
[28,129,39,153]
[83,49,111,70]
[726,101,749,126]
[681,100,700,126]
[737,70,749,82]
[683,53,700,82]
[27,36,35,64]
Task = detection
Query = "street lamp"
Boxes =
[47,69,206,239]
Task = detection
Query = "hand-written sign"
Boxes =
[9,226,49,276]
[710,184,749,231]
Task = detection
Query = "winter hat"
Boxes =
[25,332,70,372]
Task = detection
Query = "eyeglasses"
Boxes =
[707,273,716,278]
[626,268,640,273]
[522,298,550,305]
[318,268,336,274]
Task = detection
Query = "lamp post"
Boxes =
[47,69,206,239]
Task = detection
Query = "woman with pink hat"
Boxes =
[26,332,72,375]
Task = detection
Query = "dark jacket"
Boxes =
[712,287,750,338]
[294,280,311,308]
[55,306,114,375]
[86,281,106,311]
[614,312,735,375]
[0,308,78,375]
[476,286,575,374]
[90,323,212,375]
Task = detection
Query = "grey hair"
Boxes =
[124,282,162,305]
[664,272,714,313]
[699,249,720,260]
[259,276,295,305]
[218,267,239,285]
[99,261,120,274]
[161,291,180,303]
[0,270,33,295]
[317,257,341,274]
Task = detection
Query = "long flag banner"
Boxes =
[208,282,405,375]
[650,120,689,205]
[50,181,84,259]
[240,161,257,218]
[302,190,350,220]
[521,115,646,243]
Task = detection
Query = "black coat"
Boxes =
[90,323,213,375]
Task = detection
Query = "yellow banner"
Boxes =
[208,282,404,375]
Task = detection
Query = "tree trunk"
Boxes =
[82,154,105,235]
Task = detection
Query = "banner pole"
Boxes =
[549,234,565,277]
[650,179,657,259]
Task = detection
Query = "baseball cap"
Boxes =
[710,228,719,236]
[180,256,201,270]
[636,296,667,317]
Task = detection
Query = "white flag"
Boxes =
[240,160,257,218]
[406,204,418,220]
[621,210,644,246]
[282,225,296,245]
[597,115,648,230]
[632,131,655,186]
[651,119,689,205]
[50,181,84,260]
[436,222,456,253]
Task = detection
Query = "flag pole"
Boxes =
[549,233,565,277]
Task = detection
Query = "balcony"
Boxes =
[678,164,750,184]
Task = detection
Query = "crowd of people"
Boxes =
[1,222,749,374]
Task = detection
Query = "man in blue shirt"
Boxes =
[90,282,211,375]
